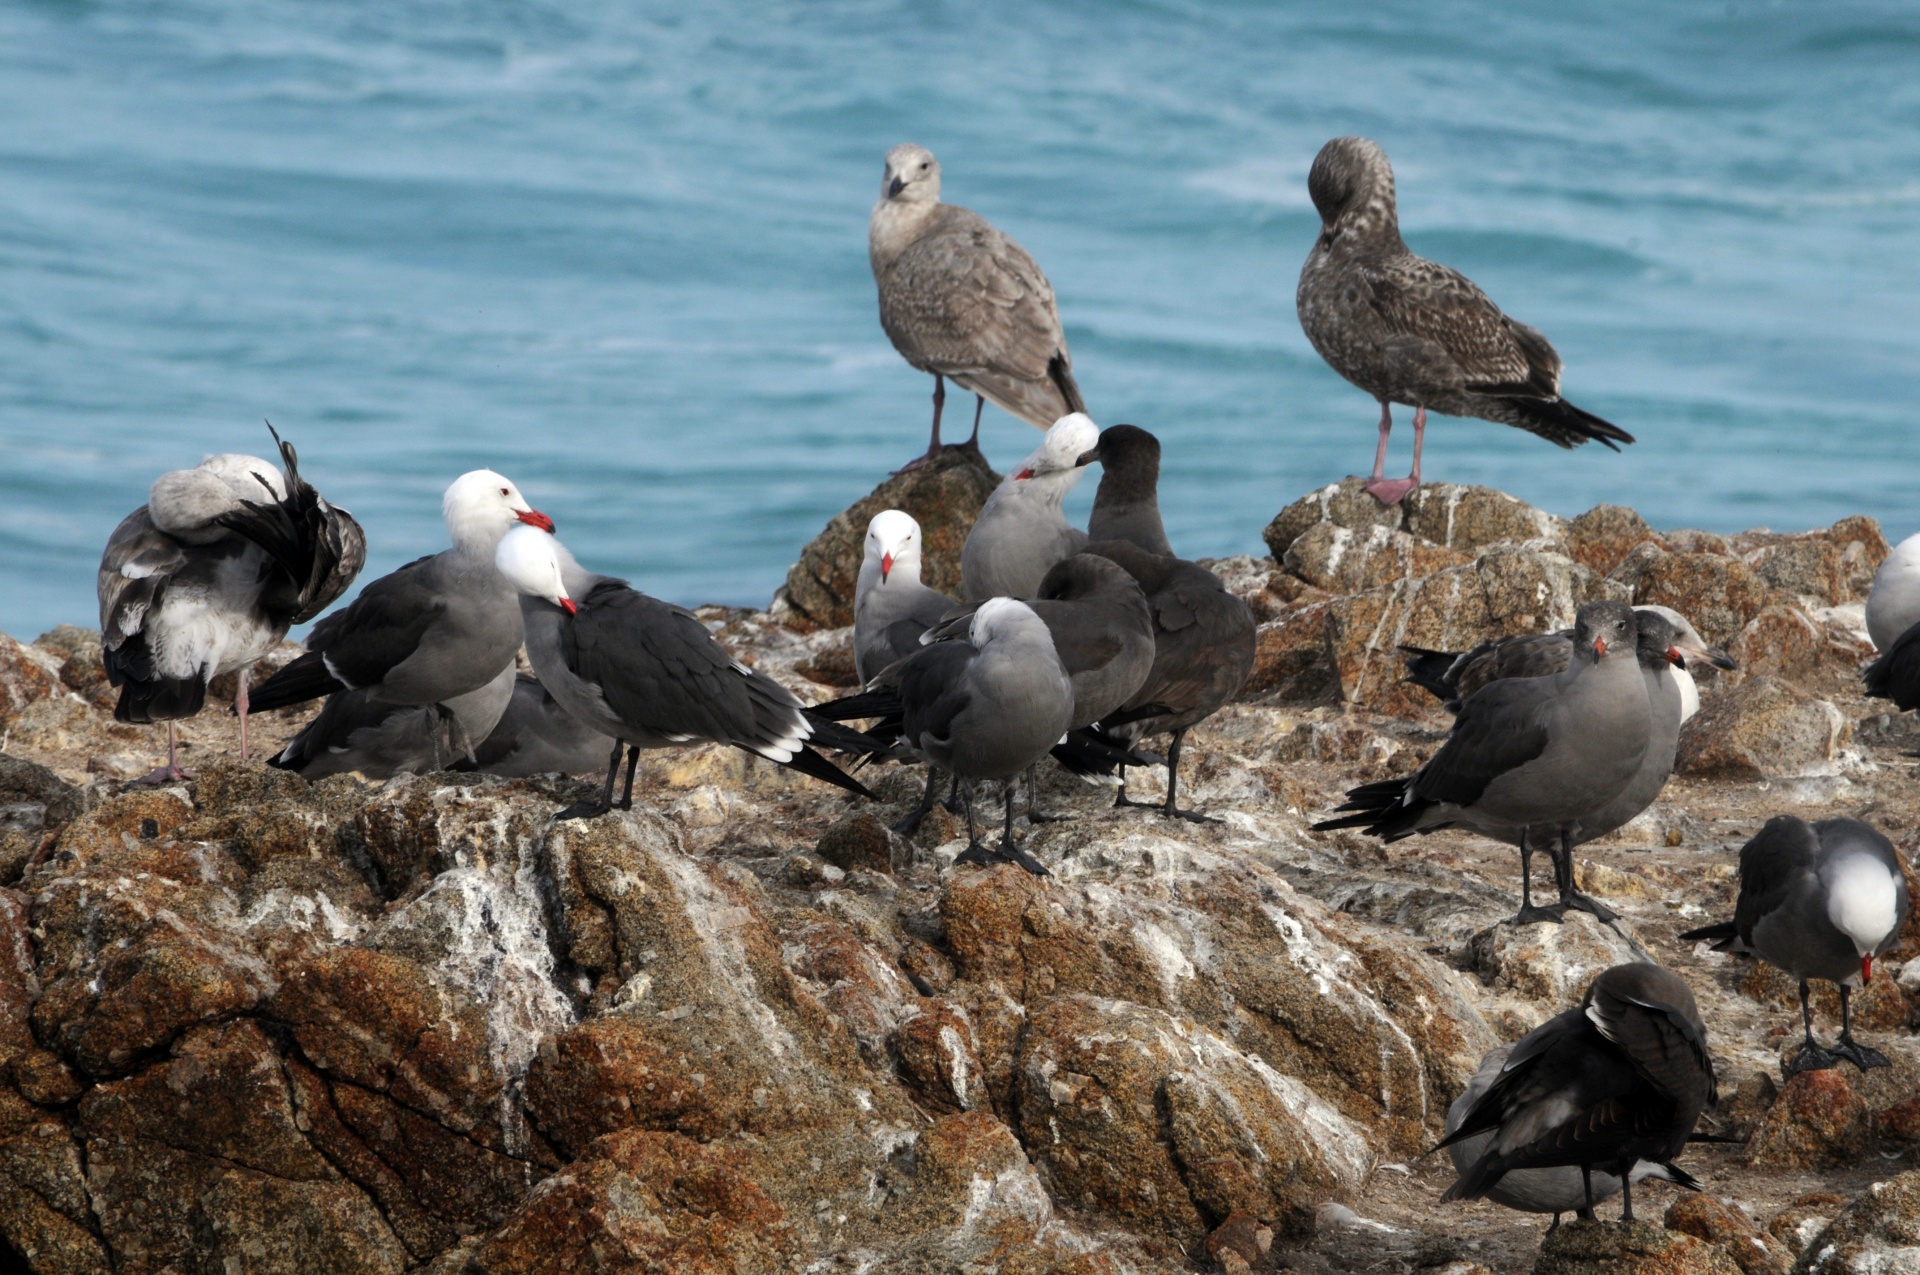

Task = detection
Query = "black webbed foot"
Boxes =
[1508,904,1569,926]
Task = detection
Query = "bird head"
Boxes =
[444,470,554,551]
[1574,600,1637,662]
[495,523,576,615]
[1013,413,1101,482]
[1306,136,1396,233]
[881,143,940,204]
[864,509,922,584]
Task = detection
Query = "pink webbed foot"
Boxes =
[131,765,195,785]
[1363,476,1419,505]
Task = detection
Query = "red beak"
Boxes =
[880,552,893,582]
[1013,467,1034,481]
[1666,646,1685,667]
[1862,954,1873,983]
[1593,637,1607,657]
[517,508,556,533]
[558,597,577,616]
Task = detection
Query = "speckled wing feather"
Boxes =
[1366,254,1559,397]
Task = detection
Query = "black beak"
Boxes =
[1074,446,1100,467]
[888,176,906,197]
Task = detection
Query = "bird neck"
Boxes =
[870,198,937,268]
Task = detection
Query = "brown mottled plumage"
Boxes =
[1296,136,1632,504]
[870,143,1085,461]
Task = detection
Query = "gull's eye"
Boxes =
[499,487,509,496]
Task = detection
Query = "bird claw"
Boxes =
[1027,809,1077,825]
[130,765,195,785]
[1161,805,1221,825]
[1561,892,1619,923]
[994,839,1051,877]
[1508,904,1569,927]
[1363,476,1419,506]
[1830,1040,1892,1073]
[953,842,998,869]
[553,801,612,822]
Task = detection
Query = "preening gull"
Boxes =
[471,675,618,779]
[247,470,551,726]
[1439,963,1715,1224]
[855,510,956,684]
[1682,816,1909,1074]
[98,429,365,781]
[961,413,1098,602]
[1297,136,1633,505]
[871,143,1086,463]
[267,664,516,780]
[494,525,874,819]
[1317,601,1649,923]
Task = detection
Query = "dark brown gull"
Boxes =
[1297,136,1633,505]
[871,143,1086,464]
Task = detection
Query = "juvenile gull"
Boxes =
[1297,136,1633,505]
[1078,424,1174,556]
[495,525,874,819]
[961,413,1097,602]
[98,429,365,780]
[266,665,516,780]
[855,510,957,684]
[1316,601,1649,923]
[1682,816,1910,1073]
[1439,963,1715,1223]
[1445,1043,1701,1232]
[472,675,619,779]
[871,143,1086,463]
[248,471,550,733]
[1079,539,1257,823]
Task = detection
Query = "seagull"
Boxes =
[1864,531,1920,713]
[855,510,957,684]
[1445,1042,1702,1232]
[1681,816,1910,1074]
[1438,962,1715,1224]
[470,675,618,779]
[1315,601,1649,923]
[494,524,874,819]
[1079,424,1174,556]
[247,472,551,757]
[960,413,1097,602]
[97,429,365,781]
[1297,136,1633,505]
[266,665,516,780]
[871,143,1086,465]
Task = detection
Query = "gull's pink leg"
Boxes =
[1363,401,1419,504]
[897,375,947,472]
[1408,405,1427,486]
[134,721,194,784]
[236,667,251,762]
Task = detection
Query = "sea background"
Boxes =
[3,0,1917,637]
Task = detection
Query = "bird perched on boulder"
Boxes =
[1439,962,1715,1223]
[495,524,874,819]
[97,429,365,780]
[1864,531,1920,713]
[961,413,1097,601]
[871,143,1086,465]
[1316,601,1648,923]
[1445,1042,1701,1232]
[1297,136,1632,505]
[855,510,956,684]
[1681,815,1909,1073]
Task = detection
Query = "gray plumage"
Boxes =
[1863,621,1920,712]
[1080,424,1175,557]
[1439,963,1715,1224]
[961,413,1098,602]
[1865,532,1920,651]
[97,432,365,776]
[855,510,957,684]
[1317,601,1650,923]
[1445,1044,1701,1228]
[496,526,872,817]
[1682,816,1910,1073]
[268,664,516,780]
[871,143,1085,456]
[471,675,618,778]
[1297,137,1630,501]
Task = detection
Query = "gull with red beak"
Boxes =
[249,471,552,768]
[855,510,956,684]
[494,524,875,820]
[960,412,1098,601]
[1683,816,1909,1074]
[1316,600,1650,925]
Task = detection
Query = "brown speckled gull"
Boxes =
[870,143,1085,463]
[1296,136,1633,505]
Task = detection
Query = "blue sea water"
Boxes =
[2,0,1917,638]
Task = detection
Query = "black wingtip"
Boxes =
[773,744,876,800]
[113,675,208,725]
[1676,920,1738,948]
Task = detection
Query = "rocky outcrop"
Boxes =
[0,482,1915,1273]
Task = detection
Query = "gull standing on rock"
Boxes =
[871,143,1086,464]
[1864,531,1920,712]
[961,413,1098,601]
[265,666,517,780]
[855,510,957,684]
[1316,601,1649,923]
[98,430,365,781]
[1682,816,1910,1074]
[470,675,618,779]
[1439,962,1715,1224]
[1297,136,1633,505]
[247,471,552,775]
[495,525,875,819]
[1445,1042,1701,1232]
